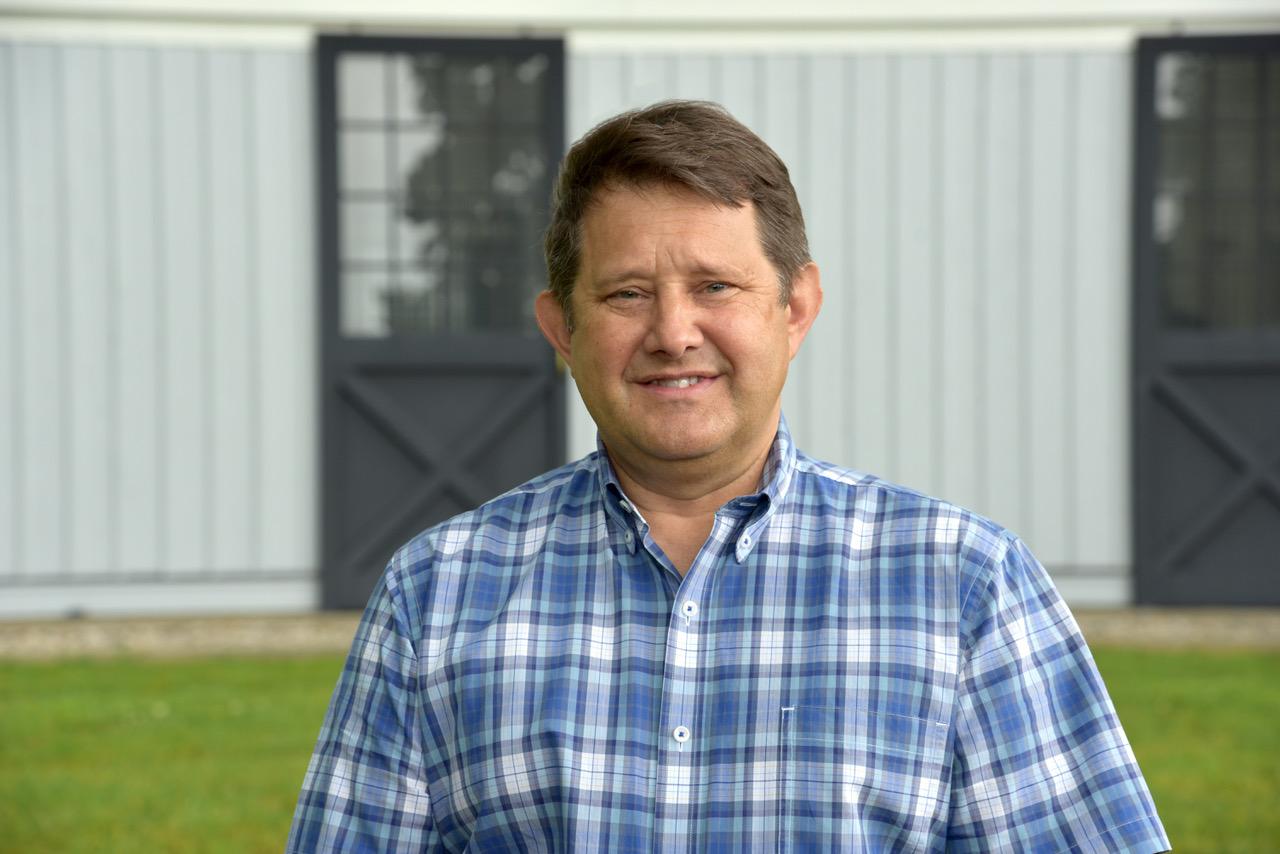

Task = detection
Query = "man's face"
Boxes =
[536,183,821,476]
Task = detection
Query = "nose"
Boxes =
[644,292,703,357]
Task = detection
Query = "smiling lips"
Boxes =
[651,376,704,388]
[640,374,716,390]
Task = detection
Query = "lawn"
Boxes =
[0,656,343,854]
[1091,647,1280,853]
[1,647,1277,852]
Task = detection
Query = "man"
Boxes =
[289,101,1169,852]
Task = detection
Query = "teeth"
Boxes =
[653,376,702,388]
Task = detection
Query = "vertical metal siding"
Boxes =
[157,47,209,575]
[111,47,163,573]
[894,56,939,492]
[0,39,315,582]
[1027,55,1072,563]
[1074,52,1131,570]
[254,50,316,571]
[803,55,848,459]
[979,54,1032,546]
[0,44,16,577]
[207,50,257,573]
[938,55,982,518]
[14,44,65,578]
[848,55,894,487]
[566,48,1133,579]
[65,46,115,577]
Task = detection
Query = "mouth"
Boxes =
[646,375,709,389]
[635,373,719,395]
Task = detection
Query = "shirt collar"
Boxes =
[593,413,798,562]
[758,412,797,508]
[599,455,640,555]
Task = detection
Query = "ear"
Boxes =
[785,262,823,360]
[535,290,574,364]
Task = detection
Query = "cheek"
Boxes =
[599,319,645,354]
[572,335,632,382]
[719,322,784,364]
[727,330,792,391]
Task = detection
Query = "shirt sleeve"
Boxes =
[946,535,1171,853]
[286,565,440,853]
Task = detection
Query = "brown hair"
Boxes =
[543,100,810,326]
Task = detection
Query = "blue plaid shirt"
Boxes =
[289,417,1168,852]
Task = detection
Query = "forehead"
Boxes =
[576,183,767,281]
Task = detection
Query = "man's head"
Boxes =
[535,101,822,484]
[544,100,811,328]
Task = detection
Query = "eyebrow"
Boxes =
[589,270,648,289]
[589,263,749,290]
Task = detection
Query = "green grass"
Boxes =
[1,648,1277,852]
[1092,647,1280,853]
[0,656,344,854]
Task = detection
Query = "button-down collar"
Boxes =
[594,415,799,564]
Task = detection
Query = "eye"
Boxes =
[704,281,732,294]
[609,288,642,300]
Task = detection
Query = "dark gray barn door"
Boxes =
[317,36,565,608]
[1133,34,1280,605]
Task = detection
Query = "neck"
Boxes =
[605,427,776,520]
[604,419,779,576]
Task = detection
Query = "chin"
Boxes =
[636,431,724,462]
[646,445,716,462]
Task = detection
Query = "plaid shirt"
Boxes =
[289,417,1168,853]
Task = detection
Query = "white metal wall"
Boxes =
[0,32,1136,614]
[567,48,1133,600]
[0,37,317,613]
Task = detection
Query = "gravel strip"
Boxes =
[0,609,1278,660]
[0,614,362,660]
[1073,608,1280,651]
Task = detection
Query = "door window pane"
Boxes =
[1155,49,1280,329]
[335,44,556,338]
[397,217,444,266]
[341,200,391,263]
[338,54,387,121]
[340,129,387,192]
[394,53,444,120]
[499,54,550,123]
[340,271,392,338]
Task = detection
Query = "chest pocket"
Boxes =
[778,705,948,853]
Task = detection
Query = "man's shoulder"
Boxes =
[388,453,601,573]
[790,450,1016,569]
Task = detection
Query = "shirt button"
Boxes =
[624,530,633,544]
[681,601,699,619]
[672,725,691,744]
[739,534,752,549]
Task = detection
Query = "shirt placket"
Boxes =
[650,512,738,853]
